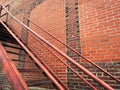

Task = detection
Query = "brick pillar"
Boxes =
[65,0,81,89]
[18,5,30,71]
[65,0,81,61]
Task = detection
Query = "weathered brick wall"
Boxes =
[77,0,120,89]
[1,0,67,88]
[64,0,120,89]
[1,0,120,89]
[9,14,23,37]
[79,0,120,62]
[65,0,82,89]
[8,0,55,88]
[28,0,67,84]
[29,0,66,51]
[65,0,81,61]
[1,0,55,89]
[80,62,120,89]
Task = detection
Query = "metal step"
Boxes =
[0,23,19,44]
[12,59,34,63]
[27,80,53,86]
[6,50,25,56]
[29,87,55,90]
[2,43,23,50]
[17,68,40,73]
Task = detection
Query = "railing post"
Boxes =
[5,4,10,23]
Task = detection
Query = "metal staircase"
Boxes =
[0,2,120,90]
[0,22,66,90]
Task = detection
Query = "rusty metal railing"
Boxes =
[0,6,97,89]
[0,43,28,90]
[0,20,68,90]
[0,2,117,90]
[7,3,120,84]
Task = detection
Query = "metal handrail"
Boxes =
[0,20,68,90]
[35,34,97,90]
[7,3,120,83]
[0,3,114,90]
[0,4,97,90]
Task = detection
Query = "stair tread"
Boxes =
[29,87,55,90]
[6,50,26,56]
[12,59,34,63]
[18,68,40,72]
[2,43,23,50]
[27,80,53,87]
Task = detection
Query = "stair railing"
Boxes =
[0,43,28,90]
[7,3,120,84]
[0,3,69,90]
[7,3,120,88]
[0,3,115,90]
[0,20,68,90]
[0,4,10,22]
[0,14,97,90]
[0,12,97,89]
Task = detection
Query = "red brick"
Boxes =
[28,0,67,83]
[79,0,120,62]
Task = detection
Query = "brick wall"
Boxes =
[64,0,120,89]
[79,0,120,62]
[77,0,120,89]
[28,0,67,84]
[65,0,82,89]
[1,0,120,89]
[1,0,56,89]
[8,0,56,88]
[29,0,66,51]
[80,62,120,89]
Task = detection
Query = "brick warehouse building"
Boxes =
[0,0,120,90]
